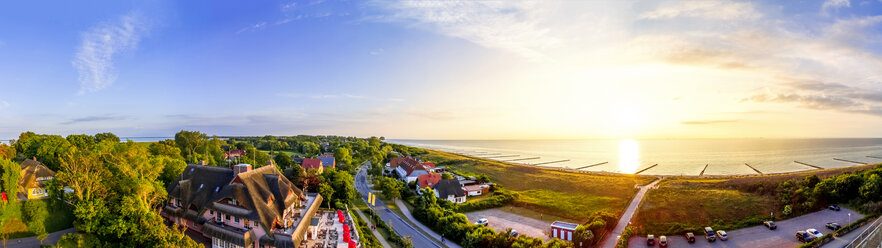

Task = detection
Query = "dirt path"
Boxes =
[600,178,660,248]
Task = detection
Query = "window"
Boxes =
[234,217,239,223]
[244,219,249,227]
[226,214,231,221]
[210,210,214,215]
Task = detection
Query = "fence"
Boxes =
[844,216,882,248]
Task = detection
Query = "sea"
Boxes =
[387,139,882,176]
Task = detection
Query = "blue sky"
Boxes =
[1,0,882,140]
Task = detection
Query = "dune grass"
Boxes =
[632,164,878,235]
[422,149,656,222]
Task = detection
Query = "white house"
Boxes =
[432,179,466,204]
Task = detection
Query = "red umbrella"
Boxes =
[348,240,356,248]
[343,225,350,232]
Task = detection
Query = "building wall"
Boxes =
[27,187,48,199]
[551,227,574,241]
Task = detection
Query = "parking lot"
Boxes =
[465,208,552,240]
[628,207,863,247]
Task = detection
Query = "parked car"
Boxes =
[659,236,668,247]
[704,227,716,242]
[510,230,518,237]
[807,228,823,238]
[647,235,655,246]
[716,230,728,241]
[474,218,488,226]
[796,231,815,243]
[826,222,841,230]
[829,204,841,211]
[685,232,696,243]
[763,221,777,230]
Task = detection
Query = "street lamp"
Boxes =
[617,235,622,247]
[848,213,852,223]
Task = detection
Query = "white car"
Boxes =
[806,228,823,238]
[474,218,488,226]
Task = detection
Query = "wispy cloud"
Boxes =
[639,0,761,20]
[237,22,267,34]
[681,119,740,125]
[368,1,560,61]
[282,2,297,11]
[0,99,9,109]
[370,48,384,56]
[822,0,851,13]
[742,81,882,116]
[61,115,128,125]
[72,12,146,95]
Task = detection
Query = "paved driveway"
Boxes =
[465,208,552,240]
[629,207,862,248]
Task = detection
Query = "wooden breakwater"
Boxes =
[794,161,824,170]
[575,162,608,170]
[743,163,764,175]
[634,164,659,175]
[834,158,867,165]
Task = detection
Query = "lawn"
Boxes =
[0,198,76,239]
[422,149,657,222]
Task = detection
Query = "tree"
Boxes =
[148,140,183,159]
[94,132,120,143]
[285,164,306,187]
[318,183,335,209]
[783,205,793,216]
[573,224,594,248]
[174,130,205,163]
[860,174,882,201]
[380,177,403,200]
[0,159,21,197]
[274,153,293,170]
[334,147,352,166]
[23,200,48,244]
[66,134,95,149]
[0,144,13,160]
[442,173,453,180]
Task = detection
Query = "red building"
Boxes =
[550,221,578,241]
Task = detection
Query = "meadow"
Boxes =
[422,149,656,221]
[632,164,878,235]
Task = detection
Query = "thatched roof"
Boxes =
[19,159,55,189]
[166,165,234,222]
[207,165,303,235]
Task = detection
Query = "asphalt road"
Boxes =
[628,207,863,248]
[355,161,442,248]
[465,208,551,240]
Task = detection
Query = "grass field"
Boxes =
[422,149,656,222]
[632,164,878,235]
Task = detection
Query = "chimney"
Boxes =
[233,164,252,176]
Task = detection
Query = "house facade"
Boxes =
[432,179,466,204]
[393,157,430,183]
[318,154,335,169]
[163,163,323,248]
[463,184,490,196]
[550,221,578,241]
[19,158,55,200]
[301,158,324,174]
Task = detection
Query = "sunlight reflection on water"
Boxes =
[619,139,640,174]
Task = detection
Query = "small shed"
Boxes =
[550,221,579,241]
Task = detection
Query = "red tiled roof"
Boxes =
[418,174,442,189]
[301,158,323,170]
[420,162,435,168]
[398,158,426,176]
[389,157,403,168]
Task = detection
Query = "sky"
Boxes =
[1,0,882,140]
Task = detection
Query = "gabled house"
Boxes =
[301,158,323,174]
[318,154,335,169]
[415,173,442,194]
[225,149,246,160]
[163,164,323,248]
[18,158,55,200]
[432,179,466,204]
[394,157,430,183]
[463,184,491,196]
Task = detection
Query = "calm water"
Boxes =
[388,139,882,176]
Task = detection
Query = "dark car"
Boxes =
[826,222,842,230]
[829,204,841,211]
[659,236,668,247]
[647,235,655,246]
[685,232,696,243]
[704,227,716,242]
[764,221,777,230]
[796,231,815,243]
